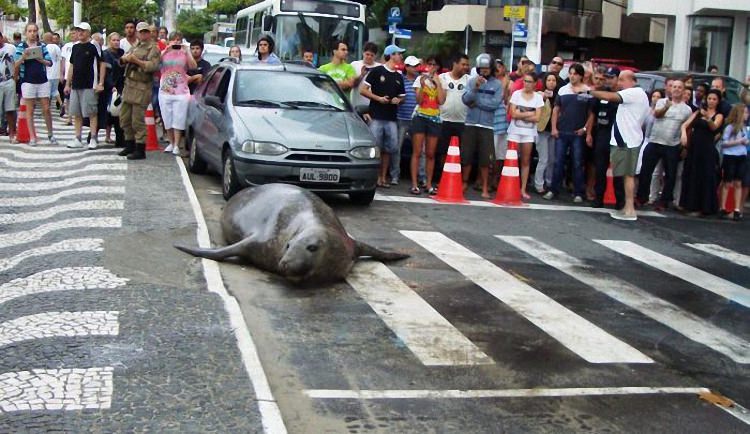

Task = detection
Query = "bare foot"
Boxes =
[481,192,491,199]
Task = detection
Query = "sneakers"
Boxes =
[573,195,583,204]
[164,144,174,153]
[734,211,744,222]
[390,179,399,186]
[542,191,554,200]
[172,145,180,156]
[87,139,99,150]
[28,139,37,147]
[610,210,637,221]
[67,138,84,149]
[48,136,59,146]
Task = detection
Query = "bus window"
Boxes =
[235,17,248,46]
[250,12,263,48]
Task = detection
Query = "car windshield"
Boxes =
[274,15,364,65]
[234,70,349,111]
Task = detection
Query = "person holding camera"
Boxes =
[158,31,196,157]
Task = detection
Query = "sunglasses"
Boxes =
[523,80,535,84]
[551,60,563,65]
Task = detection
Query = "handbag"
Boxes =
[108,89,122,117]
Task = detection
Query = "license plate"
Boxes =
[299,168,340,183]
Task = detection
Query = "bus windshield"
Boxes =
[275,14,364,65]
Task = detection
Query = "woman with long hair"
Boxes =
[159,31,197,156]
[255,35,281,65]
[228,45,242,61]
[534,72,558,194]
[507,71,543,199]
[103,32,125,146]
[409,56,445,195]
[718,104,748,220]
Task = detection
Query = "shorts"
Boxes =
[494,134,507,160]
[721,154,747,182]
[21,81,51,100]
[69,88,98,117]
[48,79,59,98]
[507,133,535,144]
[159,92,190,130]
[369,119,398,154]
[610,145,641,177]
[439,121,464,155]
[0,81,16,112]
[410,115,441,137]
[461,125,495,167]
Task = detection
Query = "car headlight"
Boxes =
[349,146,380,160]
[241,140,288,156]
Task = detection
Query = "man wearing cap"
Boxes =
[395,55,421,186]
[318,40,356,91]
[360,44,406,188]
[118,21,161,160]
[65,22,105,149]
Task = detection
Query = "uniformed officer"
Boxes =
[118,22,160,160]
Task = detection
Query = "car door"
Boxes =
[198,67,229,169]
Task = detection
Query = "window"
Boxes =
[203,68,225,97]
[250,12,264,47]
[234,71,349,111]
[236,17,249,47]
[689,16,733,75]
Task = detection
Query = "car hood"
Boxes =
[233,107,373,151]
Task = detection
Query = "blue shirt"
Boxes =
[722,125,748,156]
[15,42,51,84]
[397,74,417,121]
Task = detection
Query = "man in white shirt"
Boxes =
[591,70,650,221]
[43,32,62,111]
[59,28,79,122]
[436,53,470,182]
[119,20,138,54]
[350,41,381,112]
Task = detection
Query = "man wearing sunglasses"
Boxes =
[549,56,566,87]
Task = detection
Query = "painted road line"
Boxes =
[0,217,121,250]
[376,194,665,217]
[0,267,128,306]
[0,186,125,207]
[0,149,116,161]
[0,311,119,348]
[0,239,104,274]
[0,143,100,153]
[685,243,750,269]
[596,240,750,309]
[0,368,113,412]
[176,158,286,434]
[0,163,126,179]
[0,155,119,168]
[401,231,653,364]
[0,200,124,225]
[0,174,125,192]
[347,261,494,366]
[499,236,750,364]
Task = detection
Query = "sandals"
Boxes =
[410,187,421,195]
[427,187,437,196]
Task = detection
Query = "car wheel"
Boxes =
[349,189,376,206]
[188,132,207,174]
[222,150,242,200]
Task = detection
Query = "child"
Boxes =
[719,104,749,220]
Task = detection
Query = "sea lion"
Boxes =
[175,183,409,284]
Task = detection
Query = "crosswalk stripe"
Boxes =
[0,367,113,412]
[0,239,104,274]
[0,311,119,348]
[0,200,124,225]
[0,175,125,192]
[498,236,750,364]
[685,243,750,269]
[0,154,119,168]
[0,147,115,158]
[0,186,125,207]
[0,217,121,250]
[401,231,653,364]
[0,267,128,306]
[596,240,750,309]
[0,163,125,179]
[347,261,494,366]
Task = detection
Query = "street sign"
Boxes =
[394,28,412,40]
[387,6,402,25]
[503,5,527,20]
[388,23,398,34]
[513,22,528,38]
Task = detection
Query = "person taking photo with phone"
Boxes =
[158,31,196,156]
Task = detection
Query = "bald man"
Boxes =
[590,70,650,221]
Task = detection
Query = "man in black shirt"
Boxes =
[360,44,406,188]
[187,40,211,94]
[65,22,105,149]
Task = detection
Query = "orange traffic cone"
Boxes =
[433,136,468,204]
[603,164,616,205]
[723,185,736,212]
[16,104,30,143]
[145,104,159,151]
[492,141,524,206]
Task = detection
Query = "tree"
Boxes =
[46,0,159,35]
[206,0,258,16]
[38,0,52,33]
[0,0,26,20]
[409,33,461,64]
[176,9,214,40]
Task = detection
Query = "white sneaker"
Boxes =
[164,144,174,153]
[542,191,554,200]
[573,195,583,203]
[87,139,99,150]
[611,210,637,221]
[48,136,59,146]
[28,139,37,147]
[67,138,84,149]
[172,146,180,156]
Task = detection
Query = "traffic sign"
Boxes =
[388,23,397,34]
[387,6,402,24]
[503,5,527,20]
[394,28,412,40]
[513,22,528,38]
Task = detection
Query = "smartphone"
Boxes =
[171,44,182,50]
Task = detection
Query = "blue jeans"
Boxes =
[369,119,398,154]
[551,132,585,196]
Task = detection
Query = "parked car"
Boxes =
[635,71,748,105]
[186,62,380,204]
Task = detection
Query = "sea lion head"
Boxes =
[278,227,354,284]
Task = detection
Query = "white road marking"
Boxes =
[176,158,287,433]
[0,148,117,161]
[0,174,125,191]
[0,200,124,225]
[596,240,750,308]
[0,155,119,168]
[0,311,119,348]
[0,143,98,153]
[0,239,104,274]
[0,267,128,306]
[685,243,750,269]
[347,261,494,366]
[0,368,113,412]
[0,164,125,179]
[401,231,653,364]
[0,186,125,207]
[376,194,666,216]
[498,236,750,364]
[0,217,121,250]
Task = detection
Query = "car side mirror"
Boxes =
[205,95,224,110]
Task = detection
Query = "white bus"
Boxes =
[234,0,367,65]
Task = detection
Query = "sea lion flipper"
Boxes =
[174,235,258,262]
[354,240,410,262]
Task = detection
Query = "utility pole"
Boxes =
[164,0,176,32]
[73,0,81,26]
[525,0,544,64]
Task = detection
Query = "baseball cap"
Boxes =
[495,58,505,66]
[605,67,621,77]
[136,22,151,32]
[475,53,491,69]
[404,56,420,67]
[73,22,91,31]
[383,44,405,56]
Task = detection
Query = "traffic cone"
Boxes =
[16,104,30,143]
[433,136,468,204]
[603,164,617,205]
[145,104,159,151]
[492,141,524,206]
[723,185,735,212]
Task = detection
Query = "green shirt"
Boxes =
[319,62,356,83]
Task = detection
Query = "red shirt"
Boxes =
[512,77,543,93]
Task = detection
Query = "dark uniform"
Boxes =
[591,88,624,208]
[117,29,160,160]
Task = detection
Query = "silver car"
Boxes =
[186,61,380,204]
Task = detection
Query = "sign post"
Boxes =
[504,5,527,71]
[387,7,402,45]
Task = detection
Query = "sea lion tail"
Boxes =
[174,239,250,262]
[354,241,410,262]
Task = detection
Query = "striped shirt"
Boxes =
[15,42,51,84]
[397,74,417,121]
